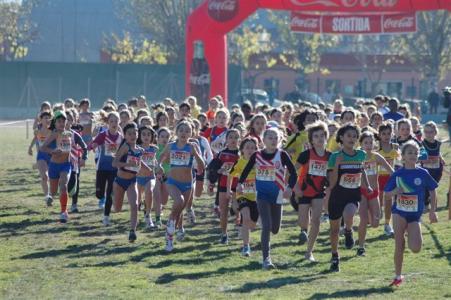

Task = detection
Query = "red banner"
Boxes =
[291,11,416,34]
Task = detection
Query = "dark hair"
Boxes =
[359,130,374,144]
[157,127,171,138]
[306,121,329,144]
[378,122,393,134]
[336,124,360,144]
[179,102,191,111]
[137,125,156,145]
[128,98,138,107]
[49,111,67,130]
[294,109,318,131]
[40,111,52,119]
[241,101,253,111]
[340,109,356,121]
[239,136,258,154]
[226,128,240,140]
[79,98,90,107]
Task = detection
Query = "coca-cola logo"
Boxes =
[208,0,238,22]
[190,74,211,85]
[290,0,398,8]
[291,16,320,29]
[384,16,414,29]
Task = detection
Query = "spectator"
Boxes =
[427,88,440,114]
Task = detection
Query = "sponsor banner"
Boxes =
[290,11,416,34]
[287,0,414,12]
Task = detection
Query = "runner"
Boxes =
[294,121,331,262]
[238,128,297,269]
[357,131,393,256]
[154,127,171,229]
[229,137,258,256]
[157,121,205,252]
[246,113,267,149]
[326,124,371,272]
[28,110,53,206]
[78,98,94,144]
[90,112,122,226]
[384,141,438,287]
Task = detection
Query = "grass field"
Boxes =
[1,123,451,299]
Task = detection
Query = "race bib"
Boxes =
[222,162,235,174]
[339,173,361,189]
[125,155,140,172]
[37,134,46,147]
[142,152,155,167]
[242,179,256,194]
[59,132,72,153]
[256,165,276,181]
[79,114,92,126]
[211,133,226,153]
[170,151,190,166]
[397,194,418,212]
[422,156,440,169]
[364,161,378,176]
[104,143,118,157]
[308,160,327,177]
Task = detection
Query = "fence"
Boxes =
[0,62,242,119]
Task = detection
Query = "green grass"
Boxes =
[1,125,451,299]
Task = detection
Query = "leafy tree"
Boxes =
[395,11,451,88]
[0,0,36,61]
[103,32,168,64]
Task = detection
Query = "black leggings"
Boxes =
[68,171,80,205]
[96,170,116,216]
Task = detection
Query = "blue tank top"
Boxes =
[120,143,143,174]
[421,139,442,170]
[142,145,157,168]
[169,142,193,168]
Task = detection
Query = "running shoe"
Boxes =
[299,230,308,245]
[344,229,354,249]
[176,228,185,241]
[389,276,404,287]
[128,230,137,243]
[98,197,106,209]
[356,247,366,257]
[241,245,251,257]
[320,213,329,223]
[166,219,176,235]
[330,255,340,272]
[46,196,53,207]
[384,224,394,236]
[145,214,155,230]
[305,252,316,262]
[155,219,162,229]
[70,204,79,213]
[102,215,111,227]
[187,209,196,225]
[262,257,276,270]
[220,234,229,245]
[59,212,69,223]
[165,233,174,252]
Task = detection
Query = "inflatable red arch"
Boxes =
[186,0,450,108]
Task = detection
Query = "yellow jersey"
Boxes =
[378,145,399,175]
[230,157,256,201]
[284,131,309,163]
[327,134,341,152]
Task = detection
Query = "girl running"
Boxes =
[154,127,171,229]
[41,111,87,223]
[229,137,258,256]
[90,112,122,226]
[326,124,371,272]
[203,109,229,154]
[384,141,438,286]
[421,121,445,209]
[208,129,240,244]
[284,109,318,163]
[28,111,53,206]
[78,98,94,144]
[238,128,297,269]
[136,125,158,229]
[357,131,394,256]
[247,113,268,149]
[378,123,400,236]
[294,121,331,262]
[157,121,205,252]
[112,123,151,242]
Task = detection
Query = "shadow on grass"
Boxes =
[424,223,451,266]
[228,274,327,293]
[0,218,55,236]
[0,209,40,218]
[306,286,393,299]
[155,261,262,284]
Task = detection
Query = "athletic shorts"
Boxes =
[360,187,379,200]
[115,176,137,191]
[392,210,421,223]
[167,177,192,193]
[237,197,259,223]
[137,176,154,187]
[378,175,390,194]
[298,194,325,205]
[328,188,360,220]
[36,151,51,164]
[195,170,205,181]
[48,161,71,179]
